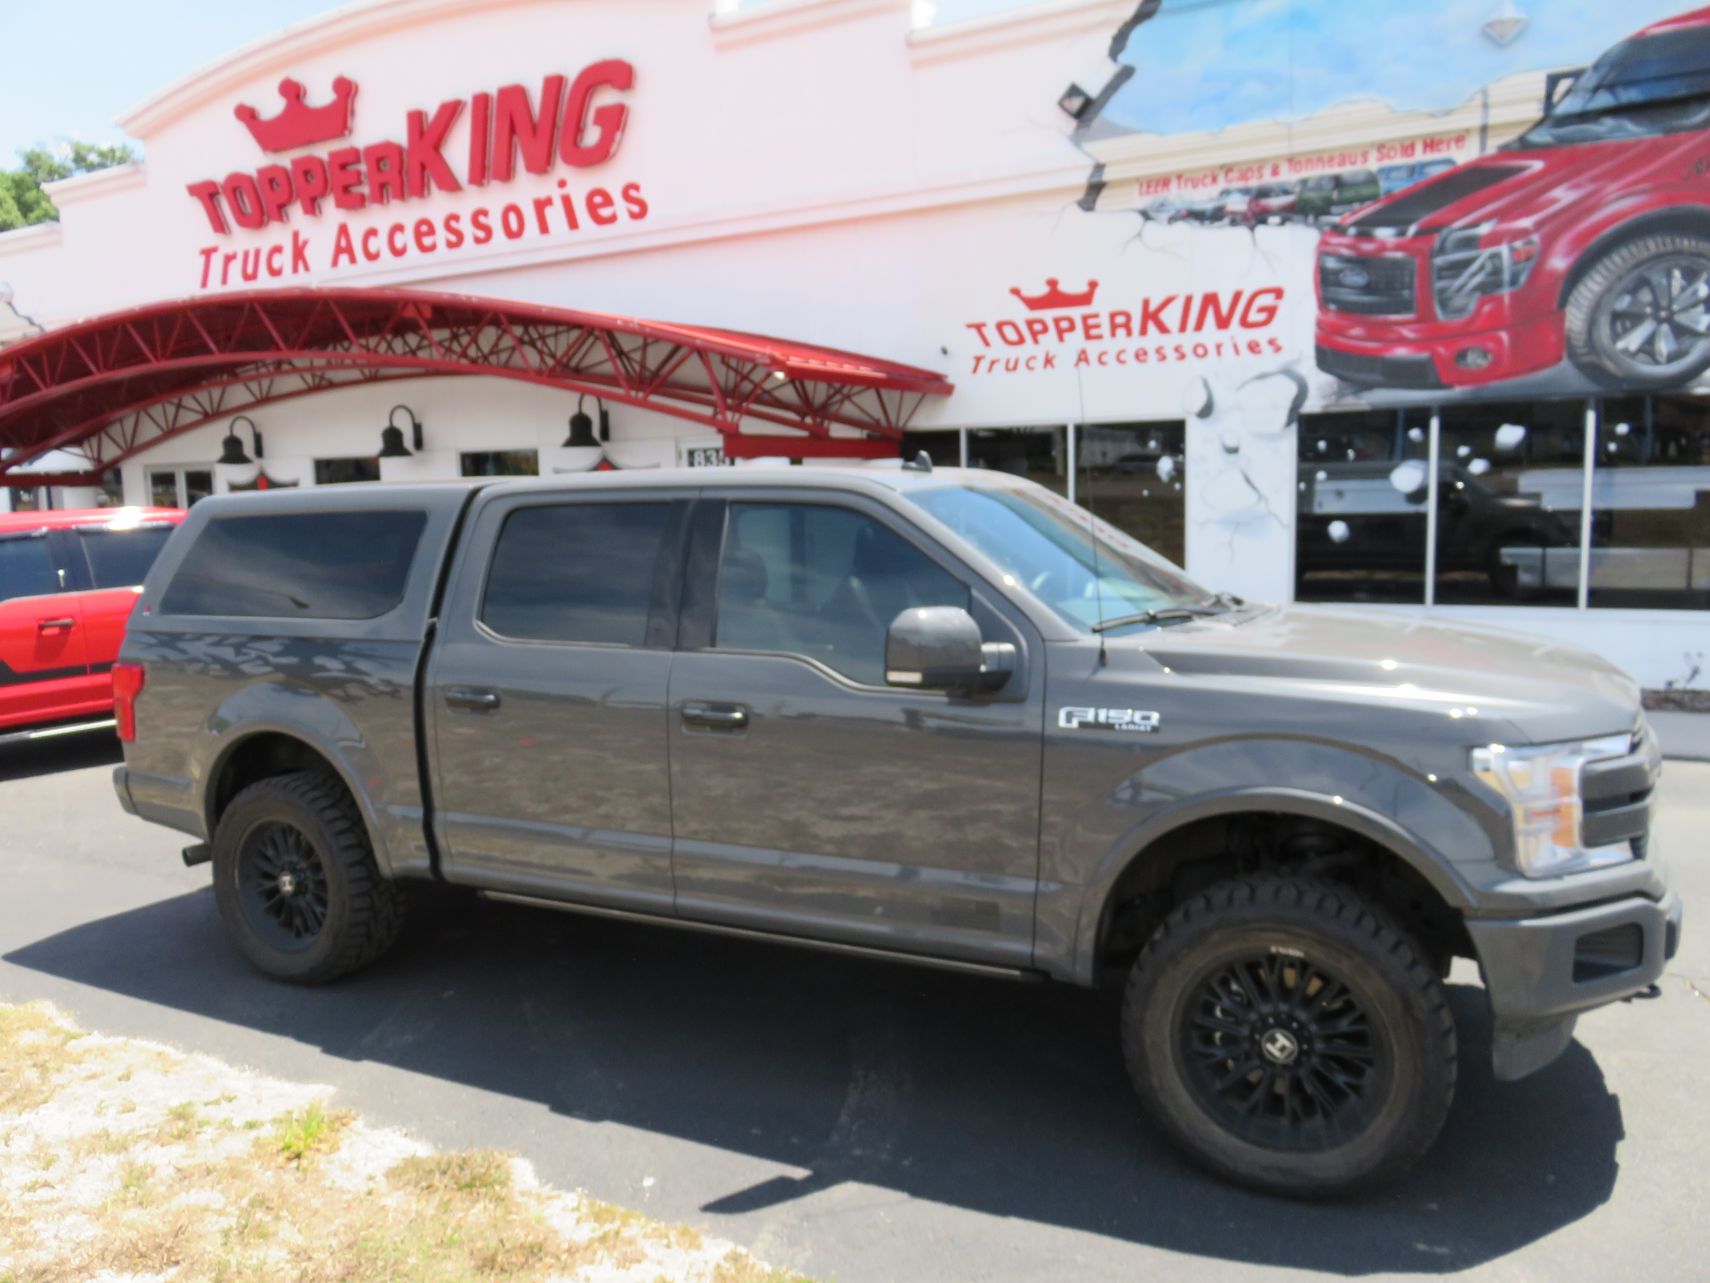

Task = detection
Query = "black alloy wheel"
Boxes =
[212,770,405,984]
[1179,951,1385,1152]
[237,820,331,951]
[1122,876,1455,1197]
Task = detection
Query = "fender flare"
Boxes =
[193,700,400,878]
[1554,201,1710,308]
[1066,784,1481,986]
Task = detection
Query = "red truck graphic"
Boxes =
[1315,7,1710,391]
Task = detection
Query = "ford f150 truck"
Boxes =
[111,467,1681,1197]
[1316,8,1710,391]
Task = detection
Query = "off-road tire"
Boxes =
[212,770,405,984]
[1121,876,1455,1198]
[1565,232,1710,390]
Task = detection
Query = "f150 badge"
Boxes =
[1058,707,1161,733]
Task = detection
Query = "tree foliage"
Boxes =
[0,142,138,232]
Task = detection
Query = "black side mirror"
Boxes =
[885,606,1015,694]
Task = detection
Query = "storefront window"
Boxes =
[966,427,1068,497]
[1296,409,1432,603]
[1434,400,1584,606]
[148,468,214,508]
[314,457,381,485]
[98,471,124,507]
[461,450,539,477]
[1589,395,1710,611]
[1079,421,1188,566]
[900,430,962,468]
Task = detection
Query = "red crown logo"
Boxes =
[235,76,359,153]
[1009,278,1100,311]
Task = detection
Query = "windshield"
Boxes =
[1516,27,1710,147]
[903,482,1218,632]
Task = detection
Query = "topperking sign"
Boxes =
[184,60,645,289]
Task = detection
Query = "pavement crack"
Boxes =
[1671,972,1710,1006]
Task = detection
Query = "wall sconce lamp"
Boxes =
[564,394,608,448]
[218,415,264,466]
[379,404,424,458]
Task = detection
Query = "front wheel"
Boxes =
[1121,876,1456,1197]
[212,770,405,984]
[1565,232,1710,390]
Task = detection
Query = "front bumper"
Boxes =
[1314,304,1566,389]
[1467,890,1684,1081]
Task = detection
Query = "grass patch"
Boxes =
[268,1099,350,1165]
[0,1001,812,1283]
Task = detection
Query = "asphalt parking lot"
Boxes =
[1,735,1706,1283]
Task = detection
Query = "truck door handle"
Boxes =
[681,701,749,732]
[36,618,75,631]
[444,687,502,713]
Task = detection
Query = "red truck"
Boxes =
[0,506,185,743]
[1315,7,1710,391]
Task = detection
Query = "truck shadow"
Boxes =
[6,888,1621,1274]
[0,734,121,782]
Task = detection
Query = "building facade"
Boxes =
[1,0,1707,691]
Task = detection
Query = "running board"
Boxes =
[0,717,116,748]
[478,890,1043,981]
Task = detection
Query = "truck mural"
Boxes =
[1316,8,1710,393]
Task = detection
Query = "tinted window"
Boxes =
[77,525,174,589]
[1296,409,1432,604]
[715,503,967,684]
[314,457,380,485]
[1435,400,1584,606]
[482,502,673,645]
[0,536,59,601]
[462,450,539,478]
[161,511,427,618]
[1587,394,1710,611]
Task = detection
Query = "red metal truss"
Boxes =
[0,289,955,483]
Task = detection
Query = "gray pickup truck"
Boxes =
[112,465,1681,1196]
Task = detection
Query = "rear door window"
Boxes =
[76,525,176,589]
[161,511,427,618]
[0,535,60,602]
[480,502,676,646]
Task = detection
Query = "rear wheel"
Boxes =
[1121,876,1455,1197]
[212,771,404,984]
[1565,232,1710,389]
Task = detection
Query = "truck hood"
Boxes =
[1133,605,1640,744]
[1342,135,1699,235]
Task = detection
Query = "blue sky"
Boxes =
[1101,0,1696,133]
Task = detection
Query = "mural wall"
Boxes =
[975,0,1710,612]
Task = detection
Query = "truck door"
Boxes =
[425,490,690,913]
[666,493,1044,968]
[0,527,94,730]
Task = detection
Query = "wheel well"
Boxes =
[1558,207,1710,308]
[207,733,344,834]
[1097,812,1469,977]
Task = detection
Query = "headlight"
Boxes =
[1432,223,1539,319]
[1471,734,1634,877]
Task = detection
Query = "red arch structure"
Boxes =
[0,288,955,484]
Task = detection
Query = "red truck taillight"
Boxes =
[112,662,145,743]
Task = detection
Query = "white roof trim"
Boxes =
[118,0,583,138]
[708,0,911,47]
[0,222,63,258]
[41,163,147,206]
[909,0,1134,61]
